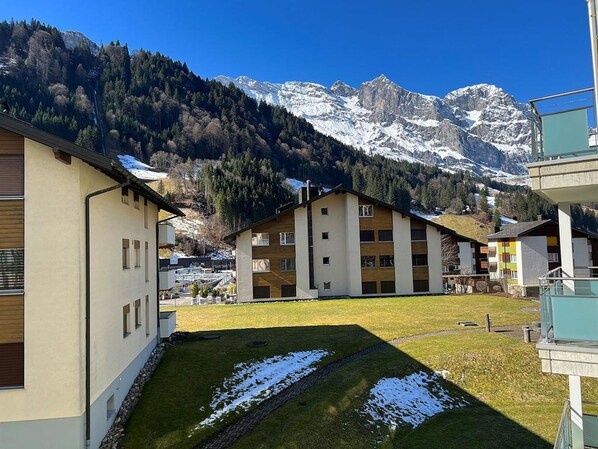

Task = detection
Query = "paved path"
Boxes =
[194,328,482,449]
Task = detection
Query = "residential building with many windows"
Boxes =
[486,219,598,296]
[526,2,598,446]
[0,114,183,449]
[225,185,477,302]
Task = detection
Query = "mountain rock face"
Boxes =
[60,30,99,55]
[216,74,531,179]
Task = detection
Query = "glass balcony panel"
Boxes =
[541,108,589,157]
[584,414,598,448]
[552,295,598,341]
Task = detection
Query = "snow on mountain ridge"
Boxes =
[215,75,531,181]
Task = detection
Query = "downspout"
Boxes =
[156,215,178,342]
[85,179,129,447]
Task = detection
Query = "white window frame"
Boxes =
[510,254,517,264]
[359,204,374,217]
[511,271,518,280]
[361,255,376,268]
[548,253,559,263]
[280,232,295,245]
[280,258,296,272]
[252,259,270,272]
[251,233,270,246]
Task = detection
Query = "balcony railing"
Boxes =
[539,267,598,343]
[554,400,572,449]
[530,87,598,162]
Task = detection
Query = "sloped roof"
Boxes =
[224,185,478,245]
[487,218,598,240]
[486,219,553,239]
[0,112,183,216]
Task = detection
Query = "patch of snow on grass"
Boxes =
[192,349,330,432]
[500,215,517,225]
[361,371,465,429]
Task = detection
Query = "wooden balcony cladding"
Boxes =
[412,266,429,281]
[253,271,297,298]
[361,268,395,283]
[479,246,489,254]
[0,155,24,196]
[359,203,393,230]
[360,242,394,256]
[0,295,24,344]
[0,201,24,249]
[0,128,24,155]
[411,241,428,255]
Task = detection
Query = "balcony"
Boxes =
[159,268,176,290]
[537,267,598,377]
[158,223,176,247]
[554,400,598,449]
[159,311,177,339]
[528,88,598,204]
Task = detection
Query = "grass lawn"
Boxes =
[122,294,590,449]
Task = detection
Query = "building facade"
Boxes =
[0,115,182,449]
[227,186,476,302]
[486,220,598,295]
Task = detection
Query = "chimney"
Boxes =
[537,214,543,221]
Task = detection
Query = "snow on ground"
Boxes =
[117,154,167,180]
[284,178,331,193]
[361,371,466,430]
[191,349,331,433]
[501,215,518,225]
[410,209,442,220]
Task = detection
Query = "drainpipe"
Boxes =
[156,215,178,342]
[84,179,129,447]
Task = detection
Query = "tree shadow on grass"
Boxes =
[123,325,552,449]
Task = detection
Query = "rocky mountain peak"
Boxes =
[331,80,357,97]
[61,31,99,55]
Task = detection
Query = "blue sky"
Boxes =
[2,0,593,101]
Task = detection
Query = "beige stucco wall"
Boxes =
[235,231,253,302]
[0,138,160,426]
[427,225,443,293]
[312,194,349,296]
[294,207,312,299]
[344,194,362,296]
[393,212,413,295]
[488,241,500,280]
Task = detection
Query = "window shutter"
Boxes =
[0,156,24,196]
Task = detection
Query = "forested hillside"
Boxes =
[1,20,596,232]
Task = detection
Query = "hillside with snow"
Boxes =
[216,75,531,182]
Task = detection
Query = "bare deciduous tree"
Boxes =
[441,233,460,274]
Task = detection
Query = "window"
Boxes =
[122,239,130,269]
[323,257,330,265]
[378,230,393,242]
[381,281,395,294]
[511,271,519,280]
[251,233,270,246]
[321,207,328,215]
[123,304,131,337]
[359,204,374,217]
[380,255,394,268]
[134,240,141,268]
[145,242,149,281]
[281,284,296,297]
[280,258,296,271]
[134,299,142,328]
[413,280,429,292]
[144,198,148,229]
[133,192,140,209]
[548,253,559,263]
[360,230,375,242]
[362,281,377,294]
[121,187,129,205]
[252,259,270,272]
[280,232,295,245]
[0,155,24,196]
[489,262,498,272]
[411,228,427,241]
[0,248,24,290]
[488,247,497,257]
[361,256,376,268]
[322,232,329,240]
[412,254,428,266]
[145,295,150,336]
[323,282,331,290]
[510,254,517,264]
[107,394,116,419]
[253,286,270,299]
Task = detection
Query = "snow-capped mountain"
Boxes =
[215,74,531,181]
